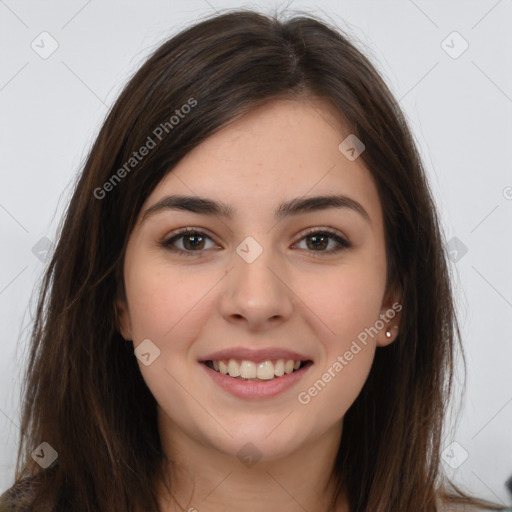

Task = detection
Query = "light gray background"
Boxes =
[1,0,511,505]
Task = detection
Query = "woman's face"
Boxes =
[117,97,400,461]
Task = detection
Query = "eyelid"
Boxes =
[296,226,350,244]
[160,226,351,255]
[160,227,220,251]
[292,226,351,254]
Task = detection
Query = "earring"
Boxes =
[385,326,399,338]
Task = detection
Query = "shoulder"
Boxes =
[436,493,512,512]
[437,504,511,512]
[0,477,37,511]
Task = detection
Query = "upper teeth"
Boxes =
[212,359,302,380]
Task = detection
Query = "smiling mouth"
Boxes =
[204,359,312,381]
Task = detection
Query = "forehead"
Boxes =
[142,98,382,226]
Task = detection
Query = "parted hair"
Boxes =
[1,8,508,512]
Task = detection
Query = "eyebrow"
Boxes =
[141,194,371,225]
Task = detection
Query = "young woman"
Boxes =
[1,8,509,512]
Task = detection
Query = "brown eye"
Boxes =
[295,229,351,254]
[160,227,351,257]
[161,229,217,256]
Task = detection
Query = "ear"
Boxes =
[376,289,402,347]
[115,298,133,341]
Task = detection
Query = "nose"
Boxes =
[218,245,294,331]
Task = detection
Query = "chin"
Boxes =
[210,426,306,462]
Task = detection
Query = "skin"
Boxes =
[116,97,401,512]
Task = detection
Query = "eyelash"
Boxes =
[160,227,351,257]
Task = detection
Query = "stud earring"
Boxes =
[385,325,399,339]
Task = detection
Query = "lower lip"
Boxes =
[201,362,313,399]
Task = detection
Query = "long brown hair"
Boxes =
[2,8,508,512]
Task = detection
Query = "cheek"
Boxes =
[295,272,381,423]
[125,257,208,342]
[125,263,215,428]
[297,250,387,345]
[293,250,386,411]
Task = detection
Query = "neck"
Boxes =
[156,410,349,512]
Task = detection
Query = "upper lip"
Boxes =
[199,346,312,364]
